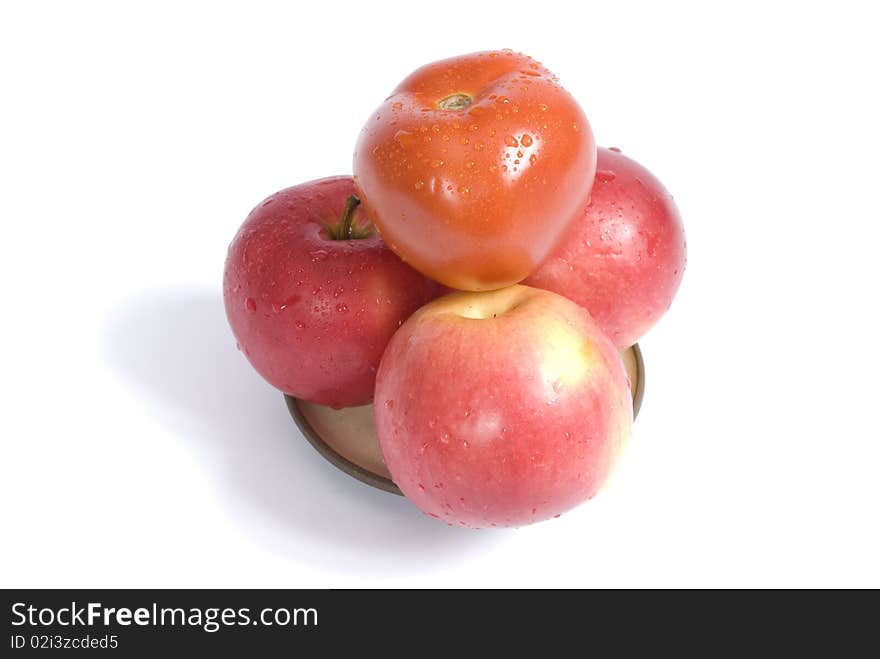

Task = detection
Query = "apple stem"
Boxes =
[327,195,364,240]
[340,195,360,239]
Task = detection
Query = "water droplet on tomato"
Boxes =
[394,130,416,149]
[520,134,533,147]
[504,135,519,147]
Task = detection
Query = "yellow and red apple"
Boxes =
[374,285,633,527]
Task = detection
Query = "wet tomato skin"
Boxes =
[353,50,597,291]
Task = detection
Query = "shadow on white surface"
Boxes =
[103,288,501,575]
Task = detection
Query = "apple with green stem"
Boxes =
[224,176,445,408]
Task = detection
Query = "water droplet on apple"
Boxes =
[385,399,394,409]
[335,303,348,313]
[596,170,616,183]
[245,298,256,313]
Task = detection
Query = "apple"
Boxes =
[374,285,633,527]
[524,147,686,348]
[224,176,445,408]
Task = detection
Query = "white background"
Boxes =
[2,1,878,588]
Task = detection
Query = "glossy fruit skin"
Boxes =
[374,286,632,528]
[224,176,445,408]
[525,147,686,348]
[353,50,597,291]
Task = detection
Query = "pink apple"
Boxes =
[224,176,445,408]
[374,285,633,528]
[525,147,686,348]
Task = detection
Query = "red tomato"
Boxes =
[353,50,596,291]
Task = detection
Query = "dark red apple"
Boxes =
[525,147,686,348]
[374,285,633,528]
[224,176,445,408]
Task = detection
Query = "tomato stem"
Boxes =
[437,93,473,111]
